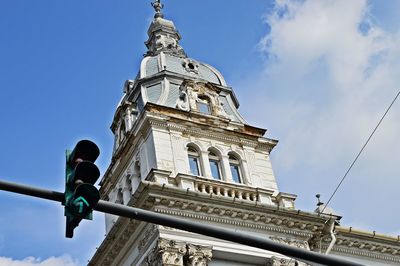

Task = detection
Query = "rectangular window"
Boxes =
[198,102,210,114]
[189,156,200,176]
[230,164,241,183]
[210,160,221,180]
[136,95,144,112]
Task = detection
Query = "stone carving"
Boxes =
[269,236,310,250]
[140,244,162,266]
[176,87,190,111]
[177,80,232,119]
[266,256,309,266]
[140,239,213,266]
[182,59,199,74]
[123,79,135,93]
[185,244,212,266]
[123,102,138,132]
[147,32,186,58]
[138,225,158,251]
[158,238,187,265]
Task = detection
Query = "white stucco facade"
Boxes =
[89,3,400,266]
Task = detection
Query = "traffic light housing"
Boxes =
[64,140,100,238]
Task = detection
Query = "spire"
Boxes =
[145,0,186,58]
[151,0,164,19]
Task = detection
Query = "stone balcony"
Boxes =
[145,169,296,209]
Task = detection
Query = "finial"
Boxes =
[151,0,164,19]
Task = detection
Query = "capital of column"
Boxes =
[186,244,213,266]
[159,238,187,266]
[141,238,213,266]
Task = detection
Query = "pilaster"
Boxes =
[221,155,232,182]
[200,151,212,178]
[186,244,213,266]
[141,238,213,266]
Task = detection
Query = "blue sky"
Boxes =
[0,1,399,265]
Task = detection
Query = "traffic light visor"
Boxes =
[69,183,100,217]
[74,161,100,185]
[69,140,100,164]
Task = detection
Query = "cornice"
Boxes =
[336,226,400,244]
[327,244,400,263]
[154,207,314,238]
[312,228,400,263]
[144,112,276,152]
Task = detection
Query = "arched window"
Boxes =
[229,154,242,183]
[208,150,221,180]
[187,146,201,176]
[197,95,211,115]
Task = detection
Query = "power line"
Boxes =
[322,88,400,213]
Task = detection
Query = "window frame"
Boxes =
[208,150,222,180]
[197,95,211,115]
[229,154,242,183]
[187,146,201,176]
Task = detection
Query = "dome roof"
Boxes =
[139,53,227,86]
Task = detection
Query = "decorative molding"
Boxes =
[140,243,162,266]
[182,59,199,74]
[185,244,213,266]
[140,239,213,266]
[269,236,310,250]
[141,238,187,266]
[266,256,309,266]
[317,235,400,263]
[159,238,187,265]
[329,245,400,263]
[139,224,158,251]
[146,117,273,152]
[154,207,315,238]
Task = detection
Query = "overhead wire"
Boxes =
[322,88,400,213]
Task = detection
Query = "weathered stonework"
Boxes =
[185,244,213,266]
[140,238,212,266]
[89,2,400,266]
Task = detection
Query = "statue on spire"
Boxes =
[151,0,164,19]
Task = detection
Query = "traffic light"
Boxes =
[64,140,100,238]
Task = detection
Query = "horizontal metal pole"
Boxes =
[0,179,64,202]
[0,179,364,266]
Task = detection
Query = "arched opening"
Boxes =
[187,145,201,176]
[229,154,242,183]
[208,150,221,180]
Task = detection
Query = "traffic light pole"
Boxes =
[0,179,364,266]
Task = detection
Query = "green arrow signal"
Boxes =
[72,196,89,214]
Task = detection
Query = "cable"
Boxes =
[322,88,400,213]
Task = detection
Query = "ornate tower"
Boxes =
[89,2,400,266]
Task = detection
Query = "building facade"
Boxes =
[89,2,400,265]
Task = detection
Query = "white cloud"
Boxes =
[259,0,400,165]
[0,255,78,266]
[238,0,400,233]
